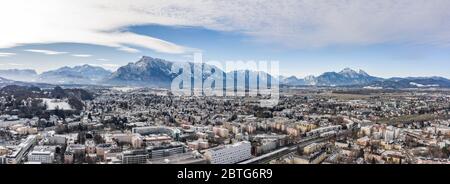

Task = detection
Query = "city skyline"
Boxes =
[0,0,450,78]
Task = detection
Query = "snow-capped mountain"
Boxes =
[108,57,449,89]
[313,68,382,86]
[282,68,382,86]
[368,77,450,88]
[2,56,449,89]
[0,69,38,82]
[0,76,34,88]
[282,76,306,86]
[107,56,179,87]
[39,64,112,84]
[107,56,275,88]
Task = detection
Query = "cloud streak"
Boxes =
[0,63,23,66]
[1,0,450,51]
[96,58,109,61]
[24,49,68,55]
[0,52,16,57]
[72,54,92,57]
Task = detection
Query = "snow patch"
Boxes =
[409,82,439,87]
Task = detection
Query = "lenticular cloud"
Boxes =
[1,0,450,53]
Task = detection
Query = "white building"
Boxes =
[384,126,401,143]
[6,135,36,164]
[384,130,395,142]
[306,125,342,137]
[47,135,67,145]
[27,151,54,164]
[204,141,252,164]
[258,139,277,155]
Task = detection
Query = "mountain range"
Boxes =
[107,56,177,87]
[1,56,449,89]
[39,64,112,84]
[0,69,38,82]
[0,65,112,85]
[281,68,382,86]
[281,68,450,88]
[106,56,270,88]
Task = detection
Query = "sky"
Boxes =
[0,0,450,78]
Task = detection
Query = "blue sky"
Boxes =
[0,0,449,78]
[130,25,450,78]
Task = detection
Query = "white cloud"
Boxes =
[72,54,92,57]
[0,62,23,66]
[96,58,109,61]
[6,63,23,66]
[0,52,16,57]
[25,49,67,55]
[1,0,450,50]
[117,47,140,53]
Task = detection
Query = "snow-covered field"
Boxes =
[111,87,138,92]
[41,98,73,110]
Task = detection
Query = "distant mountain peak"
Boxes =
[138,56,170,63]
[133,56,173,68]
[140,56,155,60]
[339,68,358,74]
[286,76,299,80]
[39,64,112,84]
[0,69,38,82]
[73,64,105,70]
[358,69,369,76]
[107,56,176,87]
[0,69,37,74]
[337,68,369,76]
[336,68,374,80]
[281,75,306,86]
[79,64,96,68]
[281,68,383,86]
